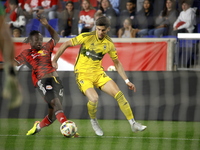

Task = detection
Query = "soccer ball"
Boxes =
[60,120,77,137]
[107,65,116,71]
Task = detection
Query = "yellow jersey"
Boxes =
[70,31,118,73]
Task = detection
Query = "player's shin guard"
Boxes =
[115,91,134,120]
[87,101,98,119]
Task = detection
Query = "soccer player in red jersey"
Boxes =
[14,15,78,137]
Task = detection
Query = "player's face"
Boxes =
[30,33,43,50]
[96,26,109,40]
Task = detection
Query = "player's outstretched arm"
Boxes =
[52,40,73,69]
[0,12,22,108]
[37,15,60,44]
[113,59,136,92]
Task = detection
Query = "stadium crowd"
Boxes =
[1,0,199,38]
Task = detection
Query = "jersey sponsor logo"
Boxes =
[82,49,104,61]
[46,85,53,90]
[38,50,48,56]
[31,50,48,59]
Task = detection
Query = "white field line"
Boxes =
[0,135,199,141]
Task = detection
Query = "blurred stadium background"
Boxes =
[0,36,200,149]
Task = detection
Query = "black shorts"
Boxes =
[37,76,64,108]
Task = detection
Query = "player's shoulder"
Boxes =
[104,35,113,43]
[81,31,96,38]
[22,48,32,52]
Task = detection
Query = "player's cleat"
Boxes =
[26,121,41,135]
[90,118,103,136]
[131,122,147,132]
[71,132,80,138]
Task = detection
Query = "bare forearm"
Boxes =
[44,23,60,43]
[53,40,72,62]
[114,59,128,80]
[0,18,15,66]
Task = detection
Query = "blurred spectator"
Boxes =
[177,0,194,12]
[109,0,120,15]
[97,0,117,37]
[62,0,81,10]
[119,0,136,29]
[12,27,22,37]
[119,0,130,12]
[6,0,26,36]
[91,11,103,31]
[173,0,197,35]
[152,0,165,17]
[24,0,39,19]
[134,0,154,37]
[148,0,179,37]
[5,0,31,20]
[118,18,137,38]
[36,0,59,20]
[78,0,96,34]
[90,0,98,9]
[4,0,25,13]
[58,1,79,37]
[136,0,144,12]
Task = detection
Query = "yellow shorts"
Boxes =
[75,71,112,94]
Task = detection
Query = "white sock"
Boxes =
[128,118,136,125]
[36,124,41,130]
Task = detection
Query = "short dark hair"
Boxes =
[95,16,110,28]
[66,1,74,5]
[23,30,41,43]
[127,0,136,4]
[182,0,191,5]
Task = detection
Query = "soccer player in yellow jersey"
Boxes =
[52,16,147,136]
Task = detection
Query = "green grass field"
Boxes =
[0,119,199,150]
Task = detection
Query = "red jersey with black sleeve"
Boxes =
[15,39,56,87]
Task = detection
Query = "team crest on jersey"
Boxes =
[80,80,84,84]
[90,43,95,49]
[46,85,53,90]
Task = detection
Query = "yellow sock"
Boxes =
[87,101,98,119]
[115,91,134,120]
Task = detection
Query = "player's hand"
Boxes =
[3,74,22,109]
[52,61,58,69]
[126,82,136,92]
[37,14,48,26]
